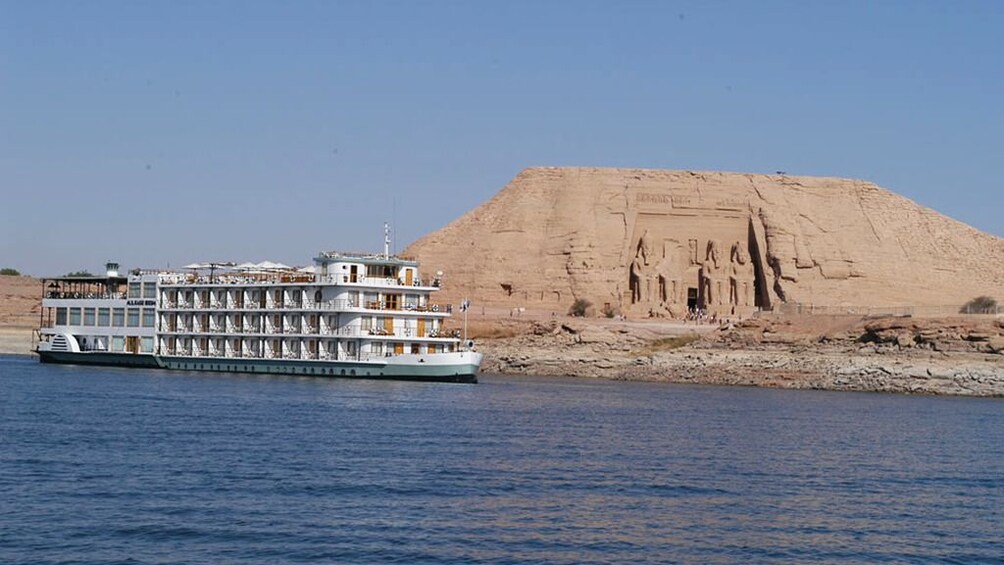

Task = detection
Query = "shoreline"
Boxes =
[476,315,1004,397]
[482,343,1004,397]
[6,316,1002,396]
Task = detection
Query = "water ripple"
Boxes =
[1,357,1002,564]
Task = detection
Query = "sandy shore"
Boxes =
[0,327,34,356]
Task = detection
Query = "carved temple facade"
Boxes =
[624,197,770,318]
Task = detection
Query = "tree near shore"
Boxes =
[961,296,998,314]
[64,270,94,277]
[0,267,20,276]
[569,298,592,317]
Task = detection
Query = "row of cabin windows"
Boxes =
[159,340,448,356]
[368,342,448,355]
[128,282,157,299]
[162,289,423,310]
[357,316,434,333]
[111,336,154,353]
[56,307,155,328]
[81,335,154,353]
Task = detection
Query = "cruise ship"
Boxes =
[35,236,482,383]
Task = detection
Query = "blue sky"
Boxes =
[2,1,1002,275]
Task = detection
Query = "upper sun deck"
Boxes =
[314,251,419,268]
[157,249,437,289]
[41,274,129,301]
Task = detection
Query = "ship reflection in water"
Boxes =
[3,357,1001,563]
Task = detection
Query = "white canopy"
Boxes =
[256,261,292,271]
[182,261,236,270]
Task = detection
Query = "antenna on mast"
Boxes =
[383,222,391,258]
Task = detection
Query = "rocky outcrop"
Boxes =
[477,315,1004,396]
[406,167,1004,318]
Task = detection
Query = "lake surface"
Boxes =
[2,356,1002,564]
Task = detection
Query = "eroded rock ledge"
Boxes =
[477,316,1004,396]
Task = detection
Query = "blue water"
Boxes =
[2,356,1002,564]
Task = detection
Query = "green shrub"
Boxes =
[0,267,20,276]
[601,303,617,318]
[64,270,94,277]
[568,298,592,317]
[961,296,998,314]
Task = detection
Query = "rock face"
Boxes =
[406,167,1004,317]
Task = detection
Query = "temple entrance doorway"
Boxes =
[687,287,698,311]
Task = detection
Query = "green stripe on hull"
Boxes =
[156,356,478,383]
[38,351,477,383]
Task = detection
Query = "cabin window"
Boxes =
[361,317,373,331]
[97,308,110,326]
[140,337,154,353]
[371,342,384,356]
[55,308,67,325]
[127,308,140,327]
[142,309,155,327]
[366,264,395,278]
[82,308,95,326]
[111,336,125,352]
[411,343,420,354]
[128,282,141,299]
[69,308,81,325]
[112,308,125,326]
[142,282,156,299]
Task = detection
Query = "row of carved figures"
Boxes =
[629,235,756,307]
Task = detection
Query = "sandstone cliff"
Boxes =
[406,167,1004,317]
[0,276,42,355]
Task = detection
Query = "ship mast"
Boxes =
[383,222,391,258]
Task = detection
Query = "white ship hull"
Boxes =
[38,349,482,383]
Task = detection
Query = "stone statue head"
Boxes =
[705,240,721,268]
[637,230,653,264]
[731,241,748,265]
